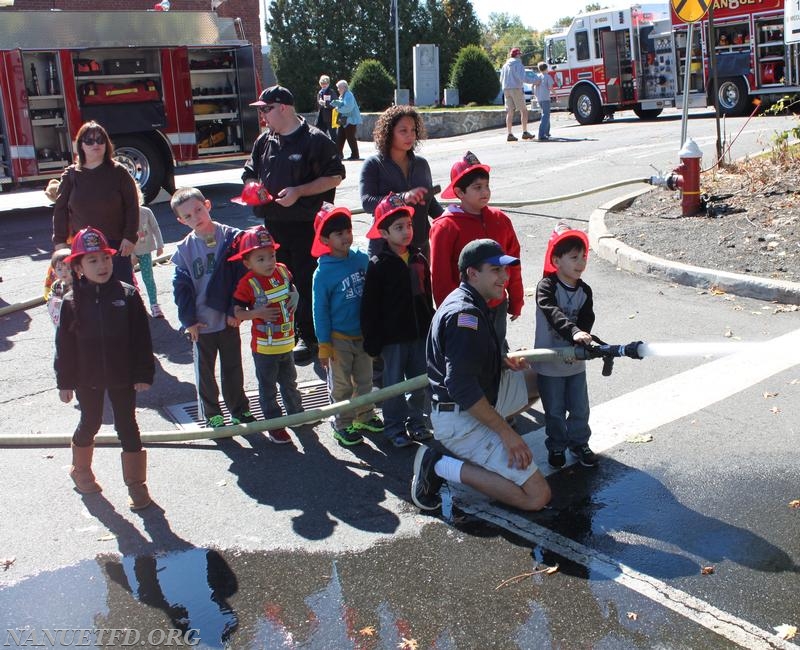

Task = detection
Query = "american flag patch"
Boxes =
[457,312,479,330]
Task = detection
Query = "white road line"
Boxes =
[464,327,800,647]
[461,503,800,650]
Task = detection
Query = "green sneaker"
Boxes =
[354,415,384,433]
[333,425,364,447]
[237,411,257,423]
[206,415,226,428]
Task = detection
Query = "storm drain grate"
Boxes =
[164,379,329,430]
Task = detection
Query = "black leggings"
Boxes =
[72,386,142,452]
[336,124,359,159]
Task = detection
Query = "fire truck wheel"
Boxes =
[113,136,165,205]
[716,77,749,117]
[572,87,603,125]
[632,106,663,121]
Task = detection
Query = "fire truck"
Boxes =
[544,4,678,124]
[672,0,800,116]
[0,11,260,202]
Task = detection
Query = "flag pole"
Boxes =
[394,0,400,90]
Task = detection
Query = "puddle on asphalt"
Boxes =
[1,516,725,649]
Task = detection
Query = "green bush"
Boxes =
[350,59,395,112]
[449,45,499,105]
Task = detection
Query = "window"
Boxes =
[594,26,611,58]
[548,38,567,65]
[576,31,591,61]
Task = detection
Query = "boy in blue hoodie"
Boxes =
[311,203,383,446]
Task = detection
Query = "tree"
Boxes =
[350,60,395,111]
[449,44,499,105]
[426,0,483,91]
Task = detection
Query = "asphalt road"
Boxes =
[1,108,798,649]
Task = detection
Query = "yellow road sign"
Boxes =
[672,0,710,23]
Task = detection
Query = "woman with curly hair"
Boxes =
[359,105,443,257]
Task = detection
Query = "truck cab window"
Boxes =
[548,38,567,65]
[576,31,591,61]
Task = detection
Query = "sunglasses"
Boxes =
[81,135,106,145]
[258,104,279,114]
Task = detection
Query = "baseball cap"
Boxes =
[64,227,117,264]
[366,193,414,239]
[543,222,589,275]
[229,225,280,261]
[231,181,273,206]
[442,151,491,199]
[311,203,352,257]
[458,239,519,273]
[250,85,294,107]
[509,47,521,58]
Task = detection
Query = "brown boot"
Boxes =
[70,443,102,494]
[120,450,152,510]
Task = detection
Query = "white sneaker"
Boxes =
[151,304,165,318]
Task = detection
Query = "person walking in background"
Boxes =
[171,187,255,429]
[499,48,533,142]
[330,80,362,161]
[242,85,345,364]
[315,75,338,141]
[359,105,443,258]
[361,194,435,448]
[52,121,139,285]
[55,227,155,511]
[532,61,557,141]
[133,183,165,318]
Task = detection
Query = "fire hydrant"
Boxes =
[650,138,703,216]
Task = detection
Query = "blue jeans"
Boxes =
[537,371,591,451]
[538,100,551,139]
[252,351,303,420]
[380,340,427,436]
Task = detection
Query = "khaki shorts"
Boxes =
[431,370,536,486]
[504,87,526,114]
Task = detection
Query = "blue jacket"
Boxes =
[330,90,362,126]
[172,225,246,330]
[312,249,369,343]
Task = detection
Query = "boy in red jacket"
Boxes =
[429,151,524,347]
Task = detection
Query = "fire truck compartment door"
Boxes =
[81,101,166,134]
[716,52,751,77]
[234,46,260,152]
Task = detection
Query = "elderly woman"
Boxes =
[52,121,139,285]
[359,105,443,257]
[329,79,362,160]
[315,74,338,140]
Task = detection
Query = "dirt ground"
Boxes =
[604,151,800,284]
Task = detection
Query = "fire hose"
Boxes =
[0,342,645,447]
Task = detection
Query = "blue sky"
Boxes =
[470,0,594,31]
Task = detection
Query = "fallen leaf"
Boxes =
[763,391,778,399]
[774,624,797,640]
[359,626,377,637]
[216,480,227,487]
[789,499,800,509]
[97,533,116,542]
[627,612,638,621]
[627,313,637,319]
[1,557,16,571]
[790,378,799,385]
[701,566,714,575]
[710,286,726,295]
[495,564,559,590]
[398,638,419,650]
[723,328,733,338]
[544,564,560,575]
[770,406,781,414]
[627,434,654,444]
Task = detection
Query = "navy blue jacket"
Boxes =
[427,282,502,410]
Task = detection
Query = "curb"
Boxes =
[589,188,800,306]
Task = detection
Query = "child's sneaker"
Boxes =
[571,444,598,467]
[150,304,165,318]
[267,428,292,444]
[355,415,384,433]
[548,449,566,469]
[206,415,226,428]
[388,430,413,448]
[333,425,364,447]
[408,428,433,443]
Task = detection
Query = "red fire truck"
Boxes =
[672,0,800,116]
[544,4,678,124]
[0,10,260,202]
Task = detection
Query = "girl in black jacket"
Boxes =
[55,227,155,510]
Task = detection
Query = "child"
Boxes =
[55,226,155,510]
[532,61,557,141]
[232,226,303,445]
[45,249,73,327]
[133,183,165,318]
[361,193,434,448]
[311,203,383,447]
[429,151,524,346]
[534,222,597,469]
[171,187,255,429]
